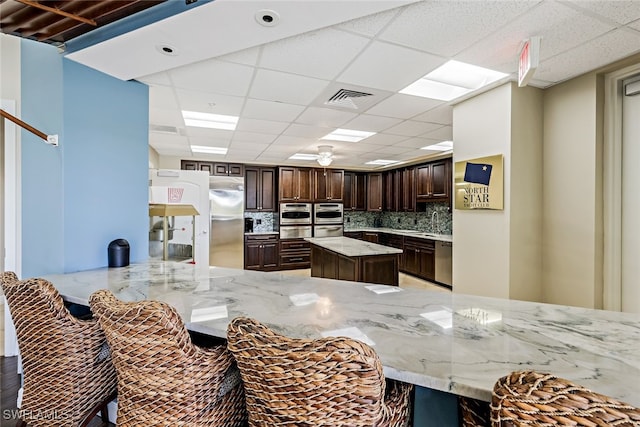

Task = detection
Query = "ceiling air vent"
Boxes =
[150,124,180,135]
[325,88,374,109]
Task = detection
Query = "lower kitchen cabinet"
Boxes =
[279,239,311,270]
[344,231,363,240]
[402,237,435,282]
[362,232,379,243]
[244,234,279,271]
[310,244,399,285]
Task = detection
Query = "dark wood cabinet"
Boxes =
[402,237,435,281]
[362,232,379,243]
[245,166,276,211]
[416,159,451,202]
[213,163,243,176]
[279,239,311,270]
[367,173,383,212]
[383,170,400,212]
[181,160,242,176]
[244,234,279,271]
[313,169,344,202]
[343,231,363,240]
[343,172,367,211]
[400,167,416,212]
[279,167,313,202]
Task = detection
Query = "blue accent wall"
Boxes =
[20,39,149,276]
[21,40,65,277]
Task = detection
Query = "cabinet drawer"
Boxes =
[280,254,311,265]
[245,234,278,242]
[280,240,310,251]
[404,237,435,248]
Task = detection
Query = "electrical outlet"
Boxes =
[397,218,401,224]
[256,219,262,225]
[346,217,350,223]
[414,219,418,225]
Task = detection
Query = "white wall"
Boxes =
[543,73,603,308]
[453,84,512,298]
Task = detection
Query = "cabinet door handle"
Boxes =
[290,257,303,262]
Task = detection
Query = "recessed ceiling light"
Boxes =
[156,44,178,56]
[365,159,403,166]
[421,140,453,151]
[182,110,238,130]
[289,153,318,161]
[191,146,227,154]
[400,60,508,101]
[255,9,280,27]
[320,128,376,143]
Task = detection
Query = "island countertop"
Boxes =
[43,260,640,406]
[305,236,403,257]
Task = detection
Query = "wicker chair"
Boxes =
[0,272,116,427]
[226,316,413,427]
[88,289,247,427]
[491,370,640,426]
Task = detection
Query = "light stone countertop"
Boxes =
[305,236,403,257]
[44,260,640,405]
[344,227,453,242]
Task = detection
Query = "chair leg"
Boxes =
[100,404,110,427]
[16,420,27,427]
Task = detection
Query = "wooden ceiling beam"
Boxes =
[15,0,97,26]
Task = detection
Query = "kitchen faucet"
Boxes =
[431,211,440,234]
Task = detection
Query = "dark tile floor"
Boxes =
[0,357,114,427]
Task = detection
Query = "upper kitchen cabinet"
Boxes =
[180,160,243,176]
[245,166,276,212]
[213,163,243,176]
[367,173,383,212]
[383,170,400,212]
[416,159,451,203]
[279,167,313,202]
[313,168,344,202]
[344,171,366,211]
[400,167,416,212]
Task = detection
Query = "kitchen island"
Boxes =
[43,260,640,411]
[306,236,403,286]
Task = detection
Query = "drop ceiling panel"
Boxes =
[149,108,183,127]
[384,120,443,137]
[249,69,329,105]
[259,28,370,80]
[283,124,333,139]
[271,135,317,147]
[361,133,409,146]
[412,105,453,125]
[337,41,446,92]
[231,131,278,144]
[218,46,261,67]
[535,28,640,82]
[228,142,270,152]
[294,107,358,128]
[336,9,400,37]
[149,85,176,108]
[342,114,403,132]
[379,0,539,57]
[366,93,443,119]
[183,127,233,141]
[393,137,439,149]
[421,125,453,141]
[175,88,245,115]
[242,99,305,122]
[187,136,230,148]
[371,145,414,154]
[139,72,172,86]
[566,0,640,25]
[456,1,614,71]
[236,118,290,134]
[169,59,253,97]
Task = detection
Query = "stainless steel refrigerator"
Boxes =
[209,176,244,269]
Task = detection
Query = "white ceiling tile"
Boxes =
[187,136,230,148]
[149,85,177,109]
[139,71,172,86]
[294,107,358,128]
[384,120,443,137]
[630,18,640,32]
[535,28,640,82]
[371,145,414,154]
[456,1,614,71]
[249,69,329,105]
[421,125,453,141]
[412,105,453,125]
[342,114,403,132]
[259,28,370,80]
[232,131,277,144]
[217,46,261,66]
[228,142,270,152]
[360,133,408,146]
[175,88,244,116]
[169,59,254,97]
[336,9,401,37]
[566,0,640,25]
[152,145,193,156]
[242,99,305,122]
[184,126,233,141]
[270,135,317,146]
[236,118,289,134]
[149,133,189,147]
[393,137,439,149]
[366,93,443,119]
[338,41,446,92]
[378,0,539,56]
[283,124,333,139]
[149,107,183,127]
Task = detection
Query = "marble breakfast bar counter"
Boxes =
[43,260,640,407]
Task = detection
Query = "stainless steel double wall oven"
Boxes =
[278,202,344,239]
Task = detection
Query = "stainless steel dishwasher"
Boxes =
[435,241,452,286]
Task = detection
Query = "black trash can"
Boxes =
[108,239,130,268]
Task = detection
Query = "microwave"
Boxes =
[279,203,312,225]
[313,203,343,225]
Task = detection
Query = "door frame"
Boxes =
[603,63,640,311]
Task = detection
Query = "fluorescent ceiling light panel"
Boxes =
[365,159,402,166]
[400,60,508,101]
[182,110,238,130]
[321,128,376,143]
[421,140,453,151]
[289,153,318,160]
[191,145,228,154]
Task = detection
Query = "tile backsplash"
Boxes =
[244,212,278,233]
[345,202,452,234]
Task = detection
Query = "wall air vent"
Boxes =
[325,89,374,109]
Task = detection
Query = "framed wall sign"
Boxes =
[454,154,504,210]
